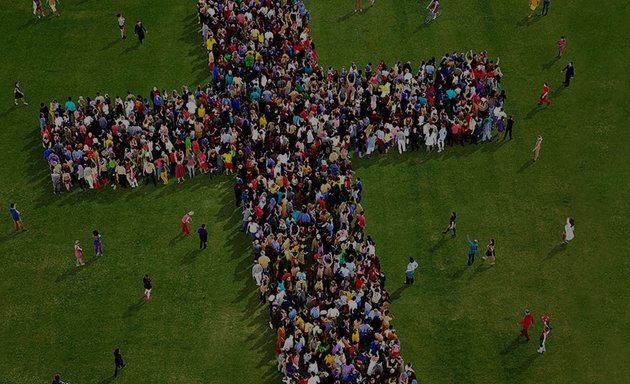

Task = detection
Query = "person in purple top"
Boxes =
[93,230,103,257]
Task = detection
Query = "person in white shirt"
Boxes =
[405,257,419,285]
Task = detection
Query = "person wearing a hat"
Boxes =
[466,235,479,266]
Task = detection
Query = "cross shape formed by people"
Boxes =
[38,1,509,382]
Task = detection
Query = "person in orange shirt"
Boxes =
[529,0,539,17]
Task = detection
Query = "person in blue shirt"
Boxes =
[9,203,26,232]
[198,224,208,249]
[466,235,479,266]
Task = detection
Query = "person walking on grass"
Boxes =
[532,135,543,161]
[503,115,514,140]
[482,239,496,266]
[74,240,85,267]
[442,211,456,236]
[517,309,535,341]
[14,82,28,106]
[134,20,147,44]
[538,82,551,106]
[562,217,575,245]
[9,203,27,232]
[557,36,566,58]
[404,257,419,285]
[93,230,103,257]
[353,0,362,13]
[47,0,59,16]
[541,0,550,15]
[117,14,126,39]
[561,61,575,86]
[181,211,194,236]
[198,224,208,249]
[528,0,538,18]
[33,0,45,18]
[113,348,126,377]
[537,315,552,353]
[143,273,152,300]
[466,235,478,266]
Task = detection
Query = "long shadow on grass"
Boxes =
[123,297,146,318]
[56,258,95,282]
[546,244,566,260]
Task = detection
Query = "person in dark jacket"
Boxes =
[561,62,574,86]
[114,348,126,377]
[134,21,147,44]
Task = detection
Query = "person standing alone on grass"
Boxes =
[47,0,59,16]
[117,14,126,39]
[561,61,575,86]
[93,230,103,257]
[503,115,515,140]
[404,257,419,285]
[518,309,534,341]
[74,240,84,267]
[557,36,566,58]
[562,217,575,244]
[198,224,208,249]
[541,0,550,15]
[181,211,194,236]
[538,315,552,353]
[528,0,538,18]
[532,135,543,161]
[442,211,456,236]
[134,20,147,44]
[482,239,496,266]
[14,82,28,106]
[353,0,362,13]
[538,82,551,106]
[113,348,126,377]
[466,235,478,266]
[9,203,26,232]
[143,273,152,300]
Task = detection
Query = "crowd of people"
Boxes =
[37,0,510,381]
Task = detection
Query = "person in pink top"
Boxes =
[556,36,566,58]
[74,240,85,267]
[181,211,194,236]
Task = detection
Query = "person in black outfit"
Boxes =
[114,348,126,377]
[562,61,574,86]
[198,224,208,249]
[134,21,147,44]
[503,115,514,140]
[52,374,62,384]
[442,211,457,236]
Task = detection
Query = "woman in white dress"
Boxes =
[562,217,575,244]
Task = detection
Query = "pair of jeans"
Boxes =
[467,253,475,266]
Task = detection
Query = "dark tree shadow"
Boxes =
[181,249,201,265]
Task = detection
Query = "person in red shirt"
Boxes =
[517,309,535,341]
[538,82,551,106]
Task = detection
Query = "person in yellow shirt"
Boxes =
[529,0,539,17]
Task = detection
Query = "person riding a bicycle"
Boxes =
[428,0,440,19]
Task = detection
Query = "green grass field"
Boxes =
[1,0,629,383]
